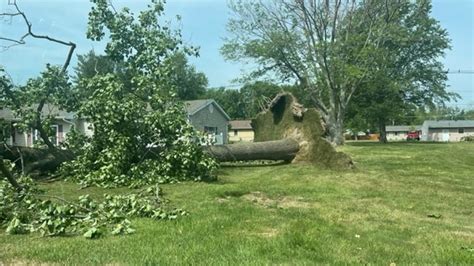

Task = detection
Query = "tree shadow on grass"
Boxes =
[346,141,451,147]
[220,160,289,168]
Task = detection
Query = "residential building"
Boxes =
[229,120,254,142]
[421,120,474,142]
[386,125,421,141]
[0,105,91,147]
[184,99,230,145]
[1,99,230,147]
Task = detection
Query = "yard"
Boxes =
[1,142,473,264]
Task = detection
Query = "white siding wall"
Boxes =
[8,120,79,147]
[387,131,408,141]
[75,119,94,137]
[427,127,474,142]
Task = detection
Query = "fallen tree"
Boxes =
[0,145,73,176]
[1,139,298,176]
[1,93,353,175]
[203,138,299,162]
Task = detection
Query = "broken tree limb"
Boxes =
[203,138,299,162]
[0,146,73,176]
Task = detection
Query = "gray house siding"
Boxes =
[188,103,229,144]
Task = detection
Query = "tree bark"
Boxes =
[379,119,387,143]
[1,139,300,176]
[327,114,345,146]
[203,138,299,162]
[0,146,73,176]
[0,158,22,191]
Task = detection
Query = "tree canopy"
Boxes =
[223,0,453,145]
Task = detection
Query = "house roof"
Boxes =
[0,104,75,121]
[230,120,253,130]
[386,125,421,132]
[423,120,474,129]
[184,99,231,120]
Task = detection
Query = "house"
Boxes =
[386,125,421,141]
[1,99,230,147]
[421,120,474,142]
[0,105,92,147]
[184,99,230,145]
[229,120,254,142]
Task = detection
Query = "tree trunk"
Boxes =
[0,146,73,176]
[379,120,387,143]
[327,115,345,146]
[34,99,58,152]
[0,158,22,191]
[203,138,299,162]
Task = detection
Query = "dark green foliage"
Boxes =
[204,81,294,120]
[168,52,208,100]
[74,50,208,102]
[461,136,474,142]
[252,93,352,168]
[204,87,246,119]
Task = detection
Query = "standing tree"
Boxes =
[222,0,451,145]
[168,52,208,100]
[73,50,125,104]
[73,50,208,102]
[203,87,246,119]
[346,0,455,142]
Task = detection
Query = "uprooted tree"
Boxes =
[206,93,353,168]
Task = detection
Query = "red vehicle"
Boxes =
[406,131,420,141]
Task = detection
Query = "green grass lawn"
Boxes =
[1,142,473,264]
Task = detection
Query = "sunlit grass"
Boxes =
[1,142,473,264]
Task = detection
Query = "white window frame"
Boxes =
[32,125,59,146]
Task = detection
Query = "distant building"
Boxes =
[229,120,254,142]
[185,99,230,145]
[421,120,474,142]
[386,125,421,141]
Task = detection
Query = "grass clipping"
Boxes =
[251,93,353,168]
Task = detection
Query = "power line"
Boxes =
[446,70,474,74]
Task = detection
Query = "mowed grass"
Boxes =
[1,142,473,264]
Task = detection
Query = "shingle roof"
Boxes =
[0,104,75,121]
[423,120,474,128]
[386,125,421,132]
[230,120,253,130]
[184,99,231,120]
[184,99,213,114]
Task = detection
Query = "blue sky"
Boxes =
[1,0,473,108]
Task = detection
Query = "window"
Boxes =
[234,130,238,136]
[394,132,398,136]
[458,128,464,134]
[32,125,59,145]
[204,126,217,134]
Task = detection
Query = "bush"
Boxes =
[461,135,474,142]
